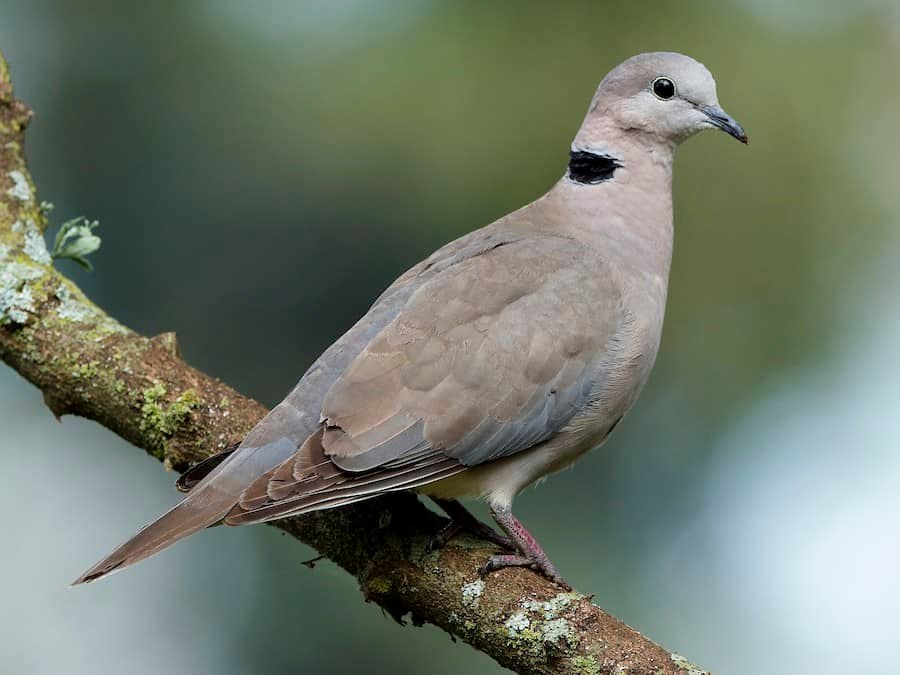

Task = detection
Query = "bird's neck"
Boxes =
[537,133,676,286]
[566,150,622,185]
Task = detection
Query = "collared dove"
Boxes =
[75,51,746,588]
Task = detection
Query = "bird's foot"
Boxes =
[480,504,573,589]
[427,518,515,552]
[479,553,572,590]
[428,498,515,551]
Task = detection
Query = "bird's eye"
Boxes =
[651,77,676,100]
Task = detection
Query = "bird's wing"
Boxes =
[226,234,624,525]
[73,226,530,583]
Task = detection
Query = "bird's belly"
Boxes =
[422,372,640,509]
[421,423,610,508]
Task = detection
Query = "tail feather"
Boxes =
[72,482,238,585]
[175,445,238,493]
[73,435,302,585]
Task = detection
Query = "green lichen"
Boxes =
[55,283,95,322]
[0,282,33,323]
[503,591,581,658]
[571,655,601,675]
[7,170,31,202]
[138,383,201,457]
[504,611,530,635]
[72,361,100,379]
[461,580,485,607]
[409,540,442,568]
[142,382,166,402]
[169,388,201,417]
[23,224,50,264]
[540,617,576,647]
[367,576,391,594]
[670,654,708,675]
[522,591,582,619]
[516,628,543,643]
[0,51,9,88]
[0,259,43,324]
[503,624,552,660]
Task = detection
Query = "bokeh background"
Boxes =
[2,2,899,673]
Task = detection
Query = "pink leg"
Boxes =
[480,505,571,589]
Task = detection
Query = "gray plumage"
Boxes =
[74,51,746,585]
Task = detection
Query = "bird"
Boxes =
[74,51,746,588]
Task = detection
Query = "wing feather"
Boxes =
[322,236,621,468]
[225,233,624,526]
[226,429,462,525]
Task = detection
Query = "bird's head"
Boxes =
[577,52,748,149]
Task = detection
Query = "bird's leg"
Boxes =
[428,498,515,551]
[480,505,571,590]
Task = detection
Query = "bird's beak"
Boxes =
[698,104,748,144]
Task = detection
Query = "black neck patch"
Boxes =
[567,150,622,185]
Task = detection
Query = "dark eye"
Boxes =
[651,77,676,100]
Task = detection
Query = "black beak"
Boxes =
[698,104,748,144]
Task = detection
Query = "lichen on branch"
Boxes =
[0,48,705,675]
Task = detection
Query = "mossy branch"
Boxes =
[0,49,706,675]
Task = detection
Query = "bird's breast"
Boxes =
[570,280,666,436]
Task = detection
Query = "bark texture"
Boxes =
[0,49,707,675]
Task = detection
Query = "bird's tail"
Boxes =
[72,435,300,585]
[72,484,235,585]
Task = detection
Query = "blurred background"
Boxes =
[2,1,899,673]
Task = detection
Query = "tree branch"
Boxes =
[0,49,707,675]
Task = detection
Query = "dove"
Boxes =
[75,51,746,588]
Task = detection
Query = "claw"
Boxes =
[479,554,535,576]
[479,553,571,590]
[481,504,573,590]
[430,499,571,588]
